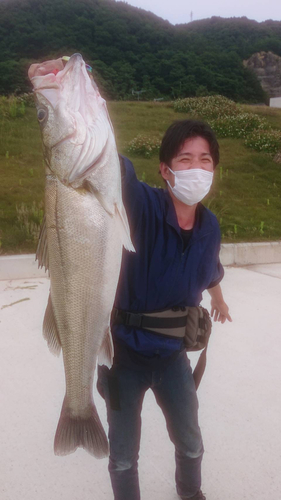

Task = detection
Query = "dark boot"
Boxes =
[179,490,206,500]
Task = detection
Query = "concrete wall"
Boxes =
[269,97,281,108]
[1,241,281,280]
[220,241,281,266]
[0,254,48,280]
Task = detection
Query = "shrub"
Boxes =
[173,95,239,119]
[244,129,281,155]
[208,113,270,139]
[127,135,161,158]
[0,95,26,118]
[17,92,36,108]
[173,95,279,156]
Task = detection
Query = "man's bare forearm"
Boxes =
[207,284,232,323]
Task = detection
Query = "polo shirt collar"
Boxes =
[164,189,214,240]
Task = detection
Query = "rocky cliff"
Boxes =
[244,52,281,98]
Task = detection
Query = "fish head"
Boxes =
[29,54,111,186]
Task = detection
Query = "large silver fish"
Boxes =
[28,54,134,458]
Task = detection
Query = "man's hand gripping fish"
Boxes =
[28,54,134,458]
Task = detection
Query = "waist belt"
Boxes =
[112,307,188,339]
[111,306,212,389]
[111,306,212,391]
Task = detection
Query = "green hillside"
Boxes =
[1,0,281,101]
[0,99,281,254]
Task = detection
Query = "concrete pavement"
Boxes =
[0,264,281,500]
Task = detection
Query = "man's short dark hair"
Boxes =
[159,120,219,167]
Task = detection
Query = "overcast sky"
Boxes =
[116,0,280,25]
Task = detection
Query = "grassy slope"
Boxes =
[0,107,44,252]
[0,102,281,254]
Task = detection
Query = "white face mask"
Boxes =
[167,168,213,206]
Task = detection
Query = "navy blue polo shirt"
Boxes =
[113,156,224,357]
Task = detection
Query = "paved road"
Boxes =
[0,265,280,500]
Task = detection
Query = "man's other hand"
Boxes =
[210,299,232,324]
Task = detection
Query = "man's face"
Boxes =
[160,136,214,187]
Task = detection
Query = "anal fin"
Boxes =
[115,203,135,252]
[98,327,114,368]
[43,295,61,356]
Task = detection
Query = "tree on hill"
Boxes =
[0,0,277,102]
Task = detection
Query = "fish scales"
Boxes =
[28,54,134,457]
[47,176,122,456]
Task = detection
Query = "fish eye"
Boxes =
[37,108,47,122]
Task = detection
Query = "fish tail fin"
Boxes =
[54,399,108,458]
[115,203,135,252]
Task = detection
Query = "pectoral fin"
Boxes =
[83,181,135,251]
[83,180,115,215]
[43,295,61,356]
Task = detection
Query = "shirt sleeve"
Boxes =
[207,259,224,289]
[206,219,225,289]
[119,155,147,235]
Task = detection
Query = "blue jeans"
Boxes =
[97,350,204,500]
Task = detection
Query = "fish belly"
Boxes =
[45,175,122,457]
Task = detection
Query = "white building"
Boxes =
[269,97,281,108]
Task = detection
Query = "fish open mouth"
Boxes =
[30,54,112,186]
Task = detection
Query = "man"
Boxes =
[97,119,232,500]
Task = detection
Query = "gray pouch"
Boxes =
[184,306,212,351]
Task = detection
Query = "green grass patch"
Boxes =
[207,138,281,242]
[0,101,281,254]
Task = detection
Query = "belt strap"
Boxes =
[112,307,187,338]
[193,345,208,390]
